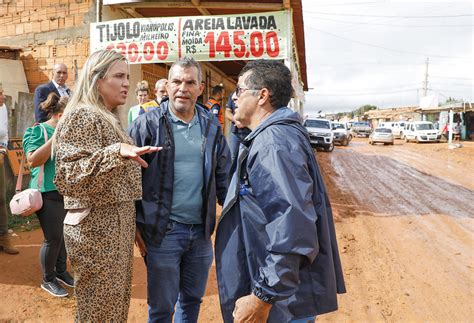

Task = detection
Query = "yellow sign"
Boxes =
[7,138,30,176]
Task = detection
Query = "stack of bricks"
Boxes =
[0,0,94,92]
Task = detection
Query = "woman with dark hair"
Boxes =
[22,92,73,297]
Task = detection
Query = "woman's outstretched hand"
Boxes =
[120,144,161,168]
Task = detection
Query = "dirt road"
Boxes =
[318,138,474,322]
[0,138,472,322]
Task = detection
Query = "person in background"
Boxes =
[0,83,19,255]
[224,91,251,161]
[53,50,159,321]
[216,60,346,323]
[139,78,168,115]
[34,63,71,123]
[453,120,461,143]
[205,85,225,129]
[128,80,151,125]
[129,57,231,322]
[23,93,73,297]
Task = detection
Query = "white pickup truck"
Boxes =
[331,122,352,146]
[304,118,334,152]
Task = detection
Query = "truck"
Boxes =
[303,118,334,152]
[331,122,352,146]
[351,121,372,137]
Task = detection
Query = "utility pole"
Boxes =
[423,57,429,97]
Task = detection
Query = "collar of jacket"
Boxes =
[157,99,213,125]
[244,107,302,143]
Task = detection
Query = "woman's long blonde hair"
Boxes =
[53,50,131,153]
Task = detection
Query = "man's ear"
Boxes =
[258,88,271,106]
[199,82,205,95]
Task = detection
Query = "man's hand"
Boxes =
[135,228,147,257]
[120,144,161,168]
[233,294,272,323]
[234,120,244,129]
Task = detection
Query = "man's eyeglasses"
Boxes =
[235,86,260,98]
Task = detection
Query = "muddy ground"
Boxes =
[0,138,473,322]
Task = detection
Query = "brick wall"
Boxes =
[0,0,94,92]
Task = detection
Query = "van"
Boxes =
[403,121,441,143]
[379,121,405,139]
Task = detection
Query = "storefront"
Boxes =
[97,0,308,132]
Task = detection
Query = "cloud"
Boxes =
[302,0,473,114]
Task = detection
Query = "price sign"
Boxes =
[90,11,289,63]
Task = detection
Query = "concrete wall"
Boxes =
[0,59,29,107]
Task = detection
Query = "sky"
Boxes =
[301,0,473,114]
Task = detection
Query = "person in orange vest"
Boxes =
[205,85,225,128]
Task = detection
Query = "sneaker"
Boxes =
[56,271,74,287]
[41,279,68,297]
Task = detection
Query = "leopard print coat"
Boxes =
[54,106,141,322]
[54,106,142,208]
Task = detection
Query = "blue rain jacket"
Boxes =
[128,100,231,246]
[215,107,346,322]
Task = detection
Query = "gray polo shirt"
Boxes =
[168,107,204,224]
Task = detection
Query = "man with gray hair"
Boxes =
[139,78,168,115]
[216,60,345,322]
[129,57,231,322]
[34,63,70,122]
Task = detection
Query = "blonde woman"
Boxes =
[127,80,150,125]
[53,50,159,321]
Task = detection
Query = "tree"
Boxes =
[439,97,459,106]
[353,104,377,117]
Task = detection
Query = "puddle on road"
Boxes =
[317,149,474,219]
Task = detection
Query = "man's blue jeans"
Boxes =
[145,221,213,323]
[227,131,241,161]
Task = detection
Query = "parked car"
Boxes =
[351,121,372,137]
[304,118,334,152]
[379,121,405,139]
[331,122,352,146]
[403,121,441,143]
[368,127,394,145]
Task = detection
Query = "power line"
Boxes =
[307,1,379,7]
[304,14,473,27]
[303,10,473,19]
[431,83,473,88]
[310,83,422,90]
[305,26,472,60]
[430,76,473,81]
[429,88,472,93]
[312,88,419,96]
[314,62,465,66]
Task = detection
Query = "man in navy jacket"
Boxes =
[216,60,346,323]
[34,63,70,122]
[129,57,231,323]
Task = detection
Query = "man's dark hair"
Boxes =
[239,60,293,109]
[169,56,202,83]
[211,85,224,97]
